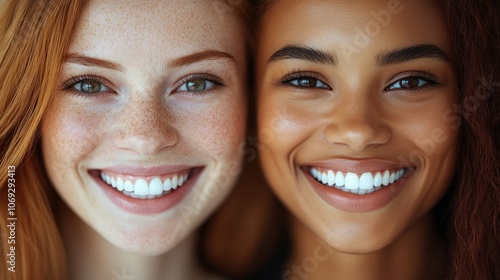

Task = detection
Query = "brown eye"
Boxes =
[399,77,420,89]
[387,76,432,91]
[298,78,318,87]
[286,77,330,89]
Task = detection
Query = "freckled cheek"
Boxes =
[42,107,104,167]
[185,99,246,159]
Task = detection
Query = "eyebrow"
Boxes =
[64,50,235,71]
[268,45,337,66]
[376,44,449,66]
[167,50,236,68]
[64,53,124,71]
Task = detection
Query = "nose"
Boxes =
[113,97,178,155]
[324,97,391,151]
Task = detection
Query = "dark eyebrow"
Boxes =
[376,44,449,66]
[168,50,235,68]
[64,53,124,71]
[269,45,337,66]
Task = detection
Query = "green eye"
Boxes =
[178,79,217,92]
[74,80,109,93]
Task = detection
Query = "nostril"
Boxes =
[113,126,179,155]
[324,122,391,151]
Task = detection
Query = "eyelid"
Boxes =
[173,73,226,93]
[60,74,115,94]
[278,70,332,90]
[385,71,441,91]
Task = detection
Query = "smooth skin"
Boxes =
[42,0,246,279]
[257,0,458,279]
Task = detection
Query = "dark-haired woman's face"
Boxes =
[257,0,458,252]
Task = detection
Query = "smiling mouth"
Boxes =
[309,167,408,195]
[99,169,192,199]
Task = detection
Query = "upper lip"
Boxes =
[303,159,410,173]
[92,165,198,177]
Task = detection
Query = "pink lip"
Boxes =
[301,159,414,212]
[90,167,202,215]
[306,158,408,173]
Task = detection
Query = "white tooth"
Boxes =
[366,188,375,194]
[321,172,328,184]
[311,168,318,178]
[389,172,395,184]
[358,189,367,195]
[134,179,149,195]
[373,172,382,187]
[184,174,188,182]
[327,170,335,186]
[105,174,111,185]
[149,178,163,195]
[345,172,359,190]
[335,172,345,187]
[163,178,172,191]
[178,175,185,186]
[399,169,405,179]
[359,172,374,190]
[101,172,106,181]
[395,170,401,180]
[382,170,390,186]
[117,177,124,191]
[172,175,178,189]
[111,177,116,188]
[124,180,134,192]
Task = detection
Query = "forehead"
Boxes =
[259,0,451,60]
[69,0,244,60]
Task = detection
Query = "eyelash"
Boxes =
[174,73,226,95]
[384,71,441,92]
[60,73,226,99]
[279,70,332,90]
[278,70,441,92]
[60,74,112,99]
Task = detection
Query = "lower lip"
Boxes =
[305,169,412,212]
[93,168,201,215]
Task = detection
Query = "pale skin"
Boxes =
[41,0,247,279]
[257,0,458,279]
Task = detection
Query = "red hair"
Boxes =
[0,1,89,279]
[439,0,500,278]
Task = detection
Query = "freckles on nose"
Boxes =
[113,101,179,154]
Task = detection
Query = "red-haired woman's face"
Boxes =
[42,0,247,255]
[257,0,458,252]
